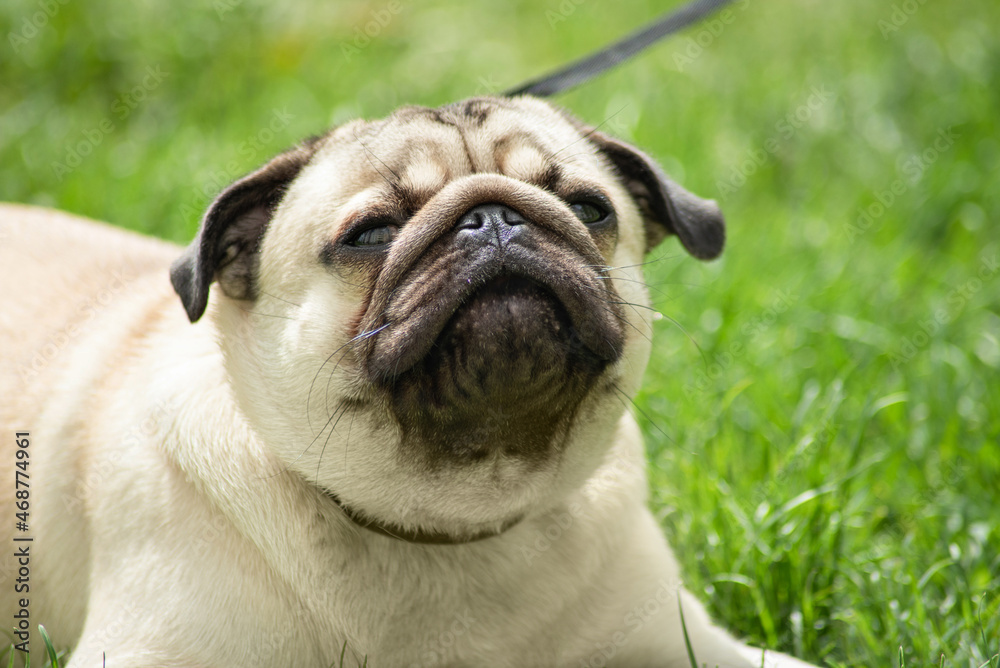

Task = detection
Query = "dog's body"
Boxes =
[1,97,816,667]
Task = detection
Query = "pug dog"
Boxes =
[0,96,817,668]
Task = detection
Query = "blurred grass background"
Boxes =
[2,0,998,665]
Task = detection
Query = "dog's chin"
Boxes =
[387,276,609,464]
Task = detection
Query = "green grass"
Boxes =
[1,626,64,668]
[0,627,367,668]
[2,0,998,666]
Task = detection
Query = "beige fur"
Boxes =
[0,97,817,667]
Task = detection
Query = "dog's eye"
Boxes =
[348,224,399,248]
[570,202,608,225]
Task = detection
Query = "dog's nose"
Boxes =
[455,203,528,246]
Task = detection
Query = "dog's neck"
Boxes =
[324,491,523,545]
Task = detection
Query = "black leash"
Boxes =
[505,0,736,98]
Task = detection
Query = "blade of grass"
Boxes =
[38,626,59,668]
[678,596,700,668]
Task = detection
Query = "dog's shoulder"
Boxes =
[0,204,180,342]
[0,203,179,268]
[0,204,187,425]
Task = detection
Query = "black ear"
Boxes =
[583,128,725,259]
[170,140,320,322]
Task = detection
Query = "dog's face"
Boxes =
[171,96,724,540]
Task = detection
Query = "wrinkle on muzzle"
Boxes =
[356,173,625,384]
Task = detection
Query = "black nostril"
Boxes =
[502,208,526,225]
[455,203,526,233]
[456,210,486,230]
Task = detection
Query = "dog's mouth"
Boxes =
[367,262,621,384]
[368,268,621,385]
[377,267,614,385]
[421,272,592,394]
[442,273,575,350]
[465,273,560,309]
[367,260,623,463]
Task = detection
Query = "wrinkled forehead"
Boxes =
[314,97,607,207]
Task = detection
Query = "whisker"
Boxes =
[552,104,629,159]
[574,283,702,357]
[574,284,660,313]
[239,308,298,320]
[584,297,654,345]
[255,404,338,480]
[344,409,357,474]
[571,284,659,341]
[353,127,403,195]
[608,300,657,312]
[656,312,707,364]
[306,323,391,435]
[594,253,683,273]
[259,290,302,307]
[257,398,350,481]
[594,274,708,301]
[611,382,674,445]
[591,285,704,360]
[316,401,354,483]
